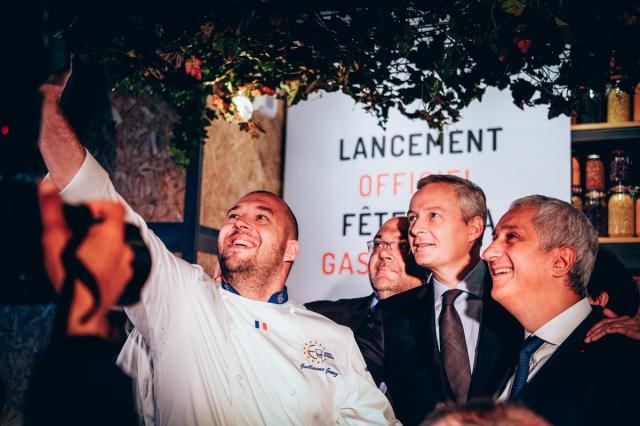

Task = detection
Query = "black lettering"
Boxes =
[339,139,349,161]
[468,129,482,152]
[374,212,388,228]
[391,135,404,157]
[359,209,372,236]
[485,210,495,231]
[426,133,443,155]
[449,130,463,154]
[409,133,421,156]
[487,127,502,151]
[372,136,386,158]
[353,137,367,159]
[342,213,355,236]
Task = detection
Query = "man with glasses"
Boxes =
[306,217,425,399]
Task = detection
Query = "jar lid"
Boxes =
[610,184,629,192]
[587,154,601,160]
[585,190,604,199]
[611,149,625,155]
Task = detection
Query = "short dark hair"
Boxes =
[421,398,550,426]
[416,175,487,247]
[587,246,639,317]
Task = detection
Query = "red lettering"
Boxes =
[338,253,354,274]
[322,252,335,275]
[357,252,369,275]
[393,173,406,195]
[359,175,372,197]
[376,173,389,196]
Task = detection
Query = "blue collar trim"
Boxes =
[220,280,288,304]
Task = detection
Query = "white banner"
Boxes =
[283,88,570,304]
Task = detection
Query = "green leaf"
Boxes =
[554,17,569,28]
[501,0,525,17]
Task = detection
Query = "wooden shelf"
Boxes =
[572,122,640,131]
[571,122,640,143]
[599,237,640,244]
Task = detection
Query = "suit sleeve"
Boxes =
[59,151,206,358]
[335,328,400,425]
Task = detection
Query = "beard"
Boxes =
[219,240,287,285]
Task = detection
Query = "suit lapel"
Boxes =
[469,272,523,398]
[344,294,375,331]
[521,309,600,401]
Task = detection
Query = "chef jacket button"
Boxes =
[289,388,296,396]
[236,374,243,382]
[288,307,296,314]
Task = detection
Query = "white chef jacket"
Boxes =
[60,152,397,426]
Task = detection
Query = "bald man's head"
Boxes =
[368,216,424,299]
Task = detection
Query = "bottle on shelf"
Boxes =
[609,149,631,186]
[634,82,640,122]
[608,185,635,237]
[632,186,640,237]
[606,52,631,124]
[576,86,604,124]
[585,154,605,191]
[584,190,607,236]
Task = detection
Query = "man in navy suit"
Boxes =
[484,195,639,425]
[380,175,523,425]
[306,216,425,398]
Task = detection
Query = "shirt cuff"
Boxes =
[59,149,110,204]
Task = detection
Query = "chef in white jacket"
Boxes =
[38,72,398,426]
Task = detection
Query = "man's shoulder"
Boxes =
[295,304,358,340]
[305,294,372,314]
[380,283,430,311]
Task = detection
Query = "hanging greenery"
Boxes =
[71,0,640,166]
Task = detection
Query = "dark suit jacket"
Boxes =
[381,271,523,425]
[305,294,388,387]
[514,309,640,426]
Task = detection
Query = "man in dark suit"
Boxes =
[306,216,425,396]
[381,175,523,425]
[484,195,639,425]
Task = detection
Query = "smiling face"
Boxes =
[482,206,556,316]
[407,183,482,282]
[368,217,423,299]
[218,192,297,284]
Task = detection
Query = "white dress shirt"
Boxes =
[61,152,398,426]
[433,260,486,371]
[498,298,593,401]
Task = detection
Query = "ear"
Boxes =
[588,291,610,308]
[551,245,577,278]
[283,240,299,262]
[467,216,485,243]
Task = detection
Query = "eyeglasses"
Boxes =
[366,239,410,254]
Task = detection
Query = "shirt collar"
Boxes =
[527,298,592,345]
[220,279,289,304]
[432,260,486,301]
[369,293,380,311]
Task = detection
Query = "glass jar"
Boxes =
[632,186,640,237]
[585,154,605,191]
[608,185,634,237]
[571,154,581,187]
[571,186,583,210]
[584,190,607,236]
[607,80,631,123]
[576,86,604,123]
[633,83,640,122]
[609,149,631,185]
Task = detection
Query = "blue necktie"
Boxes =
[508,335,545,400]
